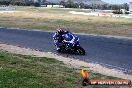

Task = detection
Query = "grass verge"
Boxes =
[0,7,132,37]
[0,51,129,88]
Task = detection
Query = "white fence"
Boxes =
[41,5,64,8]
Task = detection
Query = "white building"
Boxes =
[46,5,64,8]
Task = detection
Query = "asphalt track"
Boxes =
[0,28,132,73]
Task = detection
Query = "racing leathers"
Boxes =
[53,32,64,51]
[53,31,71,51]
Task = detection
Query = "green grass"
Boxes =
[16,7,89,13]
[0,52,80,88]
[0,51,128,88]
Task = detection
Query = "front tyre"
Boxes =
[76,46,85,55]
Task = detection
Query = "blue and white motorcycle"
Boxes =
[58,32,85,55]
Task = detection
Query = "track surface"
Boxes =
[0,28,132,73]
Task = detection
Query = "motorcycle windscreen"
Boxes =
[63,33,73,41]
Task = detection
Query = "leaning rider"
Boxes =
[53,28,68,52]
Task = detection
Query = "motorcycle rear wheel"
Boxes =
[76,46,85,55]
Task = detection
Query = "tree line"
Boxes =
[0,0,40,7]
[59,1,129,11]
[0,0,129,10]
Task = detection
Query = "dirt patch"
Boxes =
[0,43,132,81]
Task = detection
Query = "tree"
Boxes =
[80,2,84,8]
[60,0,79,8]
[41,1,50,5]
[60,1,65,6]
[0,0,36,6]
[0,0,11,5]
[25,1,34,6]
[123,3,129,11]
[34,2,40,7]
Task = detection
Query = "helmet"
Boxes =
[56,28,64,35]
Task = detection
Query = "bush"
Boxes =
[0,0,10,5]
[112,10,123,14]
[125,12,130,14]
[34,2,40,7]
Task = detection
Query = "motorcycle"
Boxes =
[56,32,85,55]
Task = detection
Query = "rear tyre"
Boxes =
[76,46,85,55]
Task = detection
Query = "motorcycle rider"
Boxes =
[53,28,85,55]
[53,28,69,52]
